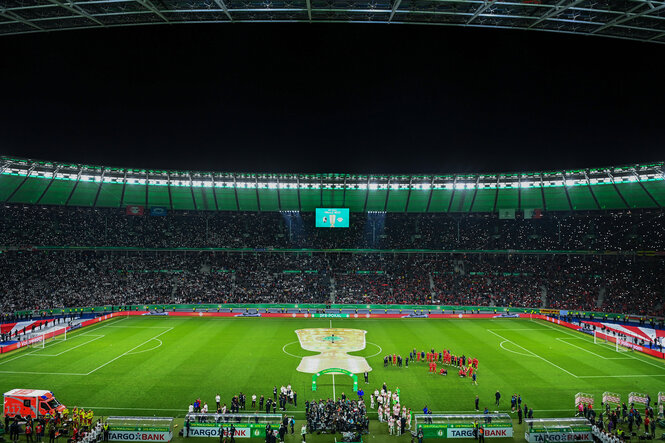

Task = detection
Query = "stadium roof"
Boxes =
[1,0,665,44]
[0,156,663,212]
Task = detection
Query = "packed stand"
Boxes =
[0,251,663,317]
[1,206,664,251]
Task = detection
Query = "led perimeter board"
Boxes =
[315,208,349,228]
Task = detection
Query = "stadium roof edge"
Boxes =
[1,10,665,45]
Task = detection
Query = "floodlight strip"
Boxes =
[1,157,663,193]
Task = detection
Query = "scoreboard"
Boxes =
[315,208,349,228]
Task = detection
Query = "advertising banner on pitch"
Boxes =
[418,423,513,439]
[108,431,173,441]
[525,428,592,443]
[185,423,264,439]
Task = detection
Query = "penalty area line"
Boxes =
[487,329,578,378]
[0,370,87,376]
[33,335,105,357]
[85,328,173,375]
[531,319,665,372]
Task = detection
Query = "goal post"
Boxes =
[26,332,46,349]
[593,330,607,345]
[27,326,67,349]
[593,330,630,352]
[52,326,67,341]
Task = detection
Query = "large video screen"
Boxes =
[315,208,349,228]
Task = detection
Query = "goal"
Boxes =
[27,326,67,349]
[593,330,630,352]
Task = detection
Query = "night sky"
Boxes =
[0,24,664,174]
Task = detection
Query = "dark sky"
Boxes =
[0,24,663,174]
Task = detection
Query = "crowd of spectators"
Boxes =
[305,395,368,436]
[589,401,660,443]
[1,206,664,251]
[0,250,663,317]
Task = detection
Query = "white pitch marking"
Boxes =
[79,316,129,333]
[555,338,630,360]
[0,370,87,376]
[126,339,163,355]
[577,374,665,378]
[365,341,383,358]
[499,340,534,357]
[332,373,336,399]
[101,326,174,329]
[0,317,128,367]
[85,328,173,375]
[487,329,578,378]
[532,319,665,372]
[32,335,105,357]
[487,328,554,331]
[282,341,305,359]
[0,350,40,366]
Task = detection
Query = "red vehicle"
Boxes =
[3,389,66,419]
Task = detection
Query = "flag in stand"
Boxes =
[524,208,543,219]
[125,205,145,216]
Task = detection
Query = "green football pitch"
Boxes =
[1,316,664,441]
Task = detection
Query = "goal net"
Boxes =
[593,330,631,352]
[27,326,67,349]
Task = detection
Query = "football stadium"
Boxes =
[1,5,665,442]
[0,155,664,442]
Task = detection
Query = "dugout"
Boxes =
[414,413,512,439]
[524,418,592,443]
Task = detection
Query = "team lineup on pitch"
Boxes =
[0,315,664,423]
